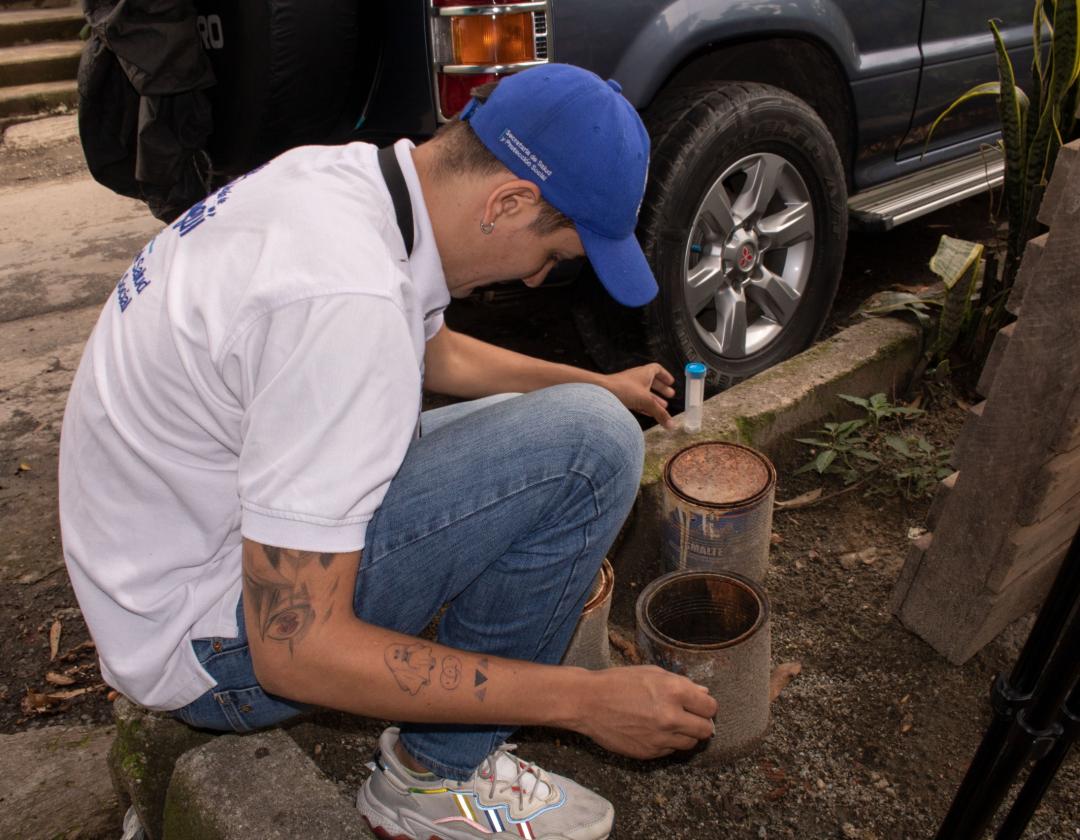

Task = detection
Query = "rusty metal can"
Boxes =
[636,569,770,762]
[661,441,776,581]
[561,558,613,670]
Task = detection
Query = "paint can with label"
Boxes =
[561,558,614,670]
[661,441,776,581]
[636,569,770,761]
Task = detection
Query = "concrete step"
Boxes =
[0,7,83,47]
[0,40,81,88]
[0,78,76,118]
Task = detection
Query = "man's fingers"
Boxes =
[654,365,675,386]
[666,733,703,752]
[683,684,719,718]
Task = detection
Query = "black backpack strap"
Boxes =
[377,145,415,257]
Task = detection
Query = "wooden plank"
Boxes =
[927,472,958,531]
[955,549,1066,663]
[988,500,1080,592]
[1008,233,1047,316]
[892,148,1080,661]
[949,401,985,471]
[1019,446,1080,526]
[976,322,1015,399]
[1037,141,1080,227]
[890,532,932,614]
[1054,389,1080,454]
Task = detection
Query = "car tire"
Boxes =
[574,81,848,392]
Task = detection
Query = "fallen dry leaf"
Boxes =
[45,672,76,686]
[49,620,61,661]
[47,687,91,701]
[16,462,31,474]
[57,640,95,662]
[107,690,119,702]
[769,661,803,702]
[775,487,823,511]
[608,628,644,665]
[770,532,782,545]
[765,784,789,802]
[21,689,53,714]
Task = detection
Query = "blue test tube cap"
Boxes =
[685,362,707,378]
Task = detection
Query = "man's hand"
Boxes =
[569,665,718,758]
[602,363,677,429]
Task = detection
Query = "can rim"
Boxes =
[635,569,770,652]
[663,441,776,509]
[582,558,614,615]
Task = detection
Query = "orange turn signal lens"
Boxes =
[451,13,535,65]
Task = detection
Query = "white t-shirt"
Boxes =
[58,140,450,710]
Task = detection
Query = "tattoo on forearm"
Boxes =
[474,657,489,702]
[385,643,436,695]
[440,656,461,690]
[243,545,340,655]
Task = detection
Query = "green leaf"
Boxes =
[925,81,1028,153]
[835,419,868,435]
[852,449,882,462]
[838,394,870,409]
[794,460,819,476]
[795,437,833,448]
[885,436,914,458]
[814,449,838,474]
[990,19,1029,232]
[916,436,935,454]
[869,393,889,409]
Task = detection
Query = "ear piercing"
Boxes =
[480,221,495,234]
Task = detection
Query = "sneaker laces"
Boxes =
[474,743,558,812]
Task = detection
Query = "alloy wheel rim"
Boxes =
[682,152,816,359]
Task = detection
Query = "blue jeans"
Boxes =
[171,384,644,780]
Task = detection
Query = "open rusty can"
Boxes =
[636,569,770,762]
[661,441,776,581]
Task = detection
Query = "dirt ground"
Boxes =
[2,121,1076,838]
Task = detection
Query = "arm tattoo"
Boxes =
[474,658,489,702]
[244,545,339,655]
[439,656,462,690]
[385,643,436,695]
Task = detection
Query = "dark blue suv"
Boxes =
[98,0,1033,387]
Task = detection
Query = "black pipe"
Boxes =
[935,526,1080,840]
[995,680,1080,840]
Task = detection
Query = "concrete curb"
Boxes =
[642,316,922,482]
[163,729,375,840]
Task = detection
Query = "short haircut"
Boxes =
[433,81,575,236]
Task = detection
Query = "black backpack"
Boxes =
[78,0,379,222]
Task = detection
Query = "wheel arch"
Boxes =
[652,38,856,190]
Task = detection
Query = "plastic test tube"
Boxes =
[683,362,707,433]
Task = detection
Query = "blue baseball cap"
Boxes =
[461,63,658,307]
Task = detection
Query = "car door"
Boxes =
[898,0,1035,160]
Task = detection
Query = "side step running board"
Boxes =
[848,150,1004,231]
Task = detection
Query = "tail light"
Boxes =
[430,1,552,121]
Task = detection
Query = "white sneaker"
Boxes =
[357,727,613,840]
